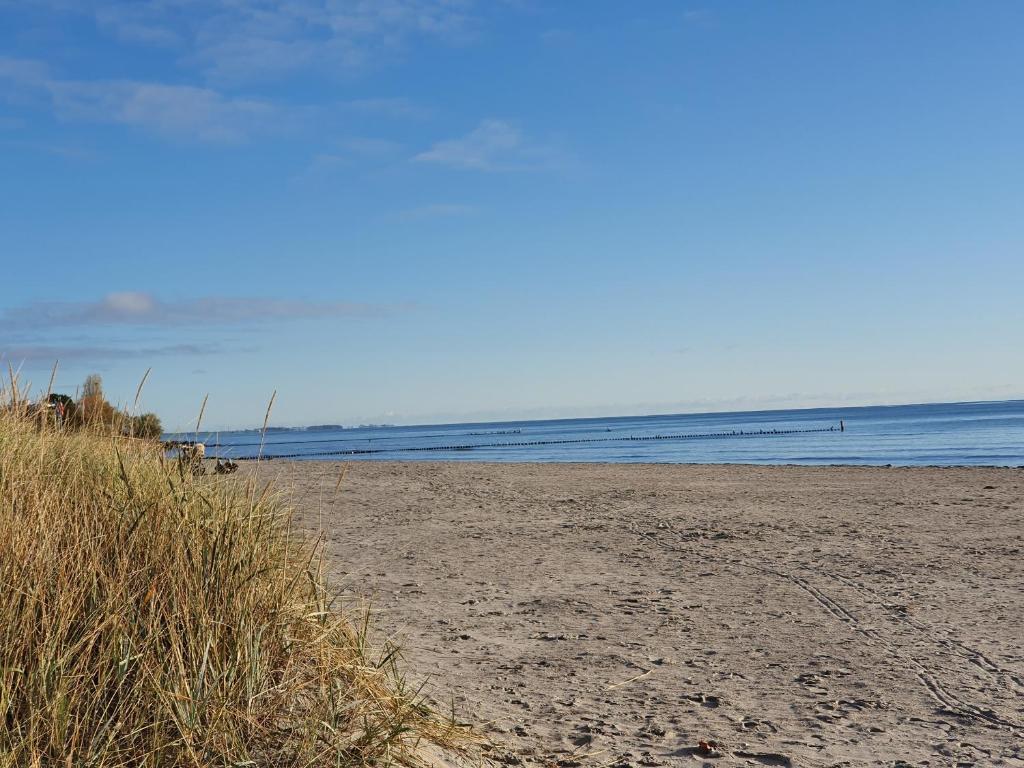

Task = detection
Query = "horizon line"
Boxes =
[169,395,1024,436]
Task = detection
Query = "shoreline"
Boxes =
[267,461,1024,766]
[189,400,1024,467]
[244,458,1024,468]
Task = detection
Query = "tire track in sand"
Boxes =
[629,515,1022,732]
[821,568,1024,694]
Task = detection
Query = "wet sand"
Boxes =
[266,461,1024,767]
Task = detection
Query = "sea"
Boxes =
[173,399,1024,467]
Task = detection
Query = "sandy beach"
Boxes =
[265,461,1024,767]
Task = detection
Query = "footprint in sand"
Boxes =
[683,692,721,708]
[733,750,793,767]
[740,716,778,734]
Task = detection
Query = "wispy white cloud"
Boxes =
[0,55,49,88]
[539,28,575,46]
[292,136,404,182]
[1,290,409,369]
[48,79,282,141]
[15,1,480,83]
[682,9,714,26]
[339,97,432,120]
[94,3,181,46]
[1,342,229,363]
[400,202,475,219]
[0,136,98,160]
[415,119,517,169]
[300,151,350,174]
[0,55,286,141]
[338,135,403,156]
[414,119,561,171]
[0,292,410,332]
[1,1,467,142]
[195,1,478,82]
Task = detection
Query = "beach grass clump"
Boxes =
[0,406,472,766]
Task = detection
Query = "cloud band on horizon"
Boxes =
[0,292,413,332]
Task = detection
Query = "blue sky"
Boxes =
[1,1,1022,430]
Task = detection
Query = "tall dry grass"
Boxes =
[0,402,474,766]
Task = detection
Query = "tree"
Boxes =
[130,413,163,439]
[65,373,163,439]
[78,374,119,428]
[82,374,103,399]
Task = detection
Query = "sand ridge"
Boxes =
[266,462,1024,767]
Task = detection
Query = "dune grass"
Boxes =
[0,403,475,766]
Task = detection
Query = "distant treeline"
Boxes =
[43,374,162,439]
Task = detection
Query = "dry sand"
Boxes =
[263,461,1024,767]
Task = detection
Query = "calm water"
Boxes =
[174,400,1024,466]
